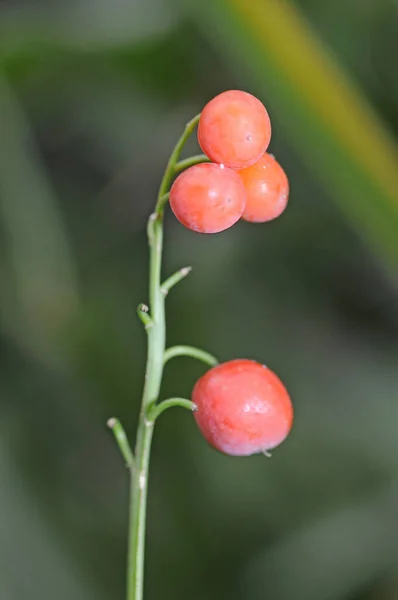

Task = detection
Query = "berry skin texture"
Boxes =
[192,359,293,456]
[169,163,246,234]
[238,153,289,223]
[198,90,271,170]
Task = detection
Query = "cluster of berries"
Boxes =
[169,91,293,456]
[170,90,289,234]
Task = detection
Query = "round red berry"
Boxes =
[192,359,293,456]
[238,153,289,223]
[198,90,271,170]
[169,163,246,234]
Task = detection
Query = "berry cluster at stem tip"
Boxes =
[170,89,289,234]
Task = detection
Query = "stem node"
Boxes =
[161,266,192,295]
[137,304,153,328]
[107,418,135,469]
[138,472,146,491]
[147,212,158,244]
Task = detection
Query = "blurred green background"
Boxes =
[1,0,398,599]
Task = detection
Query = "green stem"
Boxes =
[127,216,163,600]
[107,418,135,469]
[136,304,152,329]
[161,266,192,296]
[174,153,210,173]
[126,114,201,600]
[155,114,200,215]
[147,397,198,421]
[163,345,219,367]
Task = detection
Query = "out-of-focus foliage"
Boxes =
[190,0,398,272]
[0,1,397,600]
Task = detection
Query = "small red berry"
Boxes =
[192,359,293,456]
[198,90,271,170]
[169,163,246,234]
[238,153,289,223]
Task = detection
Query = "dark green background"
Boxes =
[1,1,398,599]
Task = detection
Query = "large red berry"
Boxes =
[198,90,271,170]
[238,153,289,222]
[192,359,293,456]
[169,163,246,234]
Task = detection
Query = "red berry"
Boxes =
[198,90,271,170]
[238,153,289,223]
[169,163,246,234]
[192,359,293,456]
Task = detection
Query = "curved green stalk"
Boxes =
[147,397,198,421]
[155,114,200,215]
[174,153,210,173]
[161,267,192,296]
[164,345,219,367]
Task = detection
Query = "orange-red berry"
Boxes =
[192,359,293,456]
[198,90,271,170]
[238,153,289,223]
[169,163,246,234]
